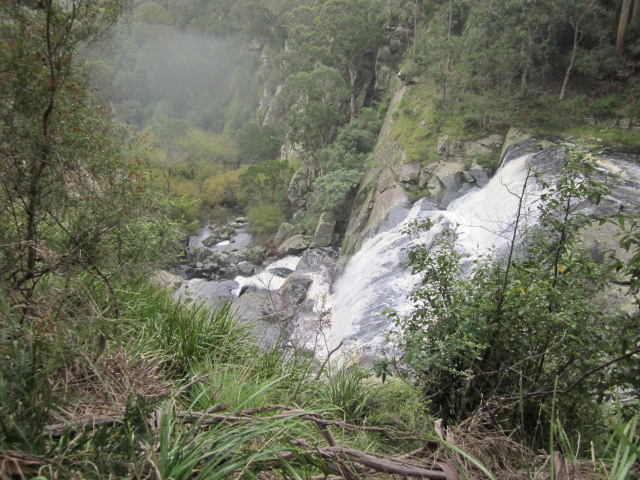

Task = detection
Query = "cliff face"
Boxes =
[341,84,410,257]
[341,83,505,260]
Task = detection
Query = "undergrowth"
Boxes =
[0,273,637,478]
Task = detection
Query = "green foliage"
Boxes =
[246,203,288,236]
[314,368,377,422]
[388,147,639,444]
[310,169,363,214]
[240,159,293,206]
[605,413,640,479]
[283,66,350,152]
[234,121,282,164]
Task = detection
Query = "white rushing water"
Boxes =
[327,153,540,353]
[232,255,302,295]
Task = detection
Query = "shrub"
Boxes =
[246,203,288,236]
[310,169,363,214]
[386,146,638,446]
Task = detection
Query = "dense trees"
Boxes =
[409,0,638,107]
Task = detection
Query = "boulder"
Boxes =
[149,270,183,293]
[278,234,310,256]
[232,287,287,346]
[270,266,295,277]
[237,261,255,276]
[243,245,267,265]
[397,163,422,185]
[272,222,296,246]
[296,247,339,273]
[278,273,313,306]
[201,235,221,247]
[175,279,239,306]
[310,212,336,247]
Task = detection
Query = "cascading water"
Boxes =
[327,153,545,353]
[326,149,640,355]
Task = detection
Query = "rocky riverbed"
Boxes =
[153,217,340,350]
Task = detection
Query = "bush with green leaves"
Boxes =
[386,147,639,446]
[310,169,363,214]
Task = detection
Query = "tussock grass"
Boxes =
[1,273,637,478]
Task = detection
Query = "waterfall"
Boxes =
[326,150,640,356]
[327,153,541,353]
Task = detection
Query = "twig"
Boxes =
[315,339,344,381]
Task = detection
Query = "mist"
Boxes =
[89,20,258,134]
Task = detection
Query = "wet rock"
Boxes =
[467,168,490,188]
[279,234,310,256]
[296,247,339,272]
[310,212,336,248]
[278,274,313,306]
[237,261,255,276]
[270,267,295,277]
[201,235,221,247]
[244,246,267,265]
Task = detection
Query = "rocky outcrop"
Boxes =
[272,222,296,246]
[341,84,410,257]
[435,134,503,162]
[310,212,336,247]
[243,245,267,265]
[341,82,505,258]
[279,274,313,306]
[424,163,490,209]
[288,156,322,212]
[232,287,285,346]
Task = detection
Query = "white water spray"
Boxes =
[327,154,540,352]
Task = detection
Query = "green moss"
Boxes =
[390,83,440,164]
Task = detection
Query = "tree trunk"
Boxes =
[413,0,419,56]
[349,66,358,121]
[616,0,633,56]
[560,20,584,100]
[24,0,57,294]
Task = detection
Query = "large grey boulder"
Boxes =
[201,235,221,247]
[243,246,267,265]
[272,222,296,246]
[278,274,313,306]
[175,279,239,306]
[237,261,255,276]
[310,212,336,247]
[278,234,310,256]
[232,287,288,346]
